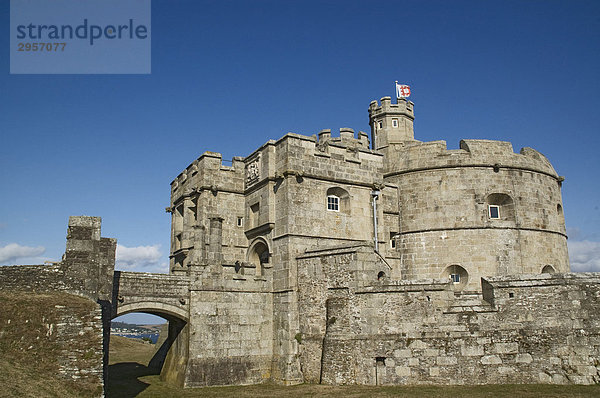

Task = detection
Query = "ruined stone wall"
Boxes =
[0,216,115,394]
[0,283,105,395]
[382,138,568,289]
[319,273,600,385]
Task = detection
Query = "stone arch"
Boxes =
[485,193,515,221]
[441,264,469,290]
[247,238,271,276]
[326,186,350,214]
[110,302,189,383]
[114,301,188,322]
[542,265,556,274]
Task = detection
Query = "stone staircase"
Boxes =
[443,291,496,314]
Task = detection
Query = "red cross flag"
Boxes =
[395,82,411,98]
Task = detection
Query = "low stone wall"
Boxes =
[320,273,600,385]
[0,263,68,291]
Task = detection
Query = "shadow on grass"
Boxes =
[106,362,160,398]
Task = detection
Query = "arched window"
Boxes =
[248,240,269,276]
[485,193,515,221]
[441,265,469,290]
[542,265,556,274]
[326,187,350,214]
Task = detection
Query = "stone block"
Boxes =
[395,366,411,377]
[481,355,502,365]
[515,353,533,363]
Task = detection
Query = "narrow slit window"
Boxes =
[377,121,383,129]
[327,195,339,211]
[237,217,243,227]
[488,205,500,219]
[390,232,398,249]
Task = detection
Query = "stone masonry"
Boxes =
[0,96,598,389]
[157,96,593,386]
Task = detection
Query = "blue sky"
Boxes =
[1,0,599,323]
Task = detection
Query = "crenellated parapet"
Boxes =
[384,139,559,179]
[170,152,245,206]
[241,130,384,202]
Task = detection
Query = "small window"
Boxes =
[442,265,468,290]
[390,232,398,249]
[377,121,383,129]
[488,205,500,219]
[392,118,398,128]
[237,217,243,227]
[486,193,514,221]
[327,195,340,211]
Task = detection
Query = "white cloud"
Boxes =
[115,244,167,273]
[0,243,46,265]
[569,240,600,272]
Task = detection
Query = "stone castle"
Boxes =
[1,96,599,393]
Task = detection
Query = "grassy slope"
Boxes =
[107,335,600,398]
[0,291,103,398]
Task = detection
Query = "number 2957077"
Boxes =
[17,42,67,51]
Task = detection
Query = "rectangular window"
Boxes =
[327,195,339,211]
[392,118,398,127]
[390,232,397,249]
[450,273,460,283]
[377,121,383,129]
[488,205,500,219]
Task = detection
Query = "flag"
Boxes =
[395,82,411,98]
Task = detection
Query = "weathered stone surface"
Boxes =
[0,97,597,390]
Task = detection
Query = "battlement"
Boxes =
[170,151,246,205]
[368,96,415,118]
[316,128,370,148]
[384,138,559,178]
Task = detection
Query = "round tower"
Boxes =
[383,137,569,291]
[368,96,415,150]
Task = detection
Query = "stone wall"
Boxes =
[319,273,600,385]
[0,216,115,395]
[184,289,273,386]
[0,289,104,396]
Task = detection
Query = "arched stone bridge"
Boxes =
[112,271,190,322]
